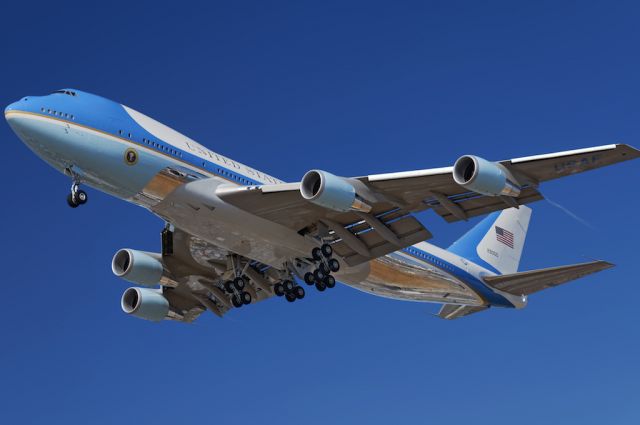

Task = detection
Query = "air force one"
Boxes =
[5,90,638,322]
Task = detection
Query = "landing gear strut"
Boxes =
[306,243,339,292]
[66,181,88,208]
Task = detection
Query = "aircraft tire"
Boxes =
[313,269,325,282]
[304,272,315,285]
[285,292,297,302]
[224,281,233,293]
[283,280,295,292]
[328,259,340,272]
[242,291,252,305]
[233,277,246,291]
[231,294,243,308]
[324,275,336,289]
[67,193,78,208]
[75,190,88,205]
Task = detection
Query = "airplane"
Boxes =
[5,89,638,322]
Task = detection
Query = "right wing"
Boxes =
[482,260,614,296]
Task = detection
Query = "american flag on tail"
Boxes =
[495,226,514,248]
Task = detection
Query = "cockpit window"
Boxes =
[52,90,77,97]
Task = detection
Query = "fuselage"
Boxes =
[5,89,520,309]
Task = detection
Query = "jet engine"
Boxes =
[452,155,521,197]
[300,170,371,212]
[112,249,164,287]
[121,287,170,322]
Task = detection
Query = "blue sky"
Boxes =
[1,1,639,424]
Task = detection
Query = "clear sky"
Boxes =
[1,1,639,424]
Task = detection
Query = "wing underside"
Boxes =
[217,144,638,267]
[158,228,277,322]
[482,260,614,296]
[437,304,489,320]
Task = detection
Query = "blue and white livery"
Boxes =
[5,89,638,321]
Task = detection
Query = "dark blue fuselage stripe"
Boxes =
[400,246,514,308]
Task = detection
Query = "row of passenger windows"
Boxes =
[117,129,183,158]
[212,167,256,185]
[116,129,256,186]
[406,248,454,271]
[41,107,75,120]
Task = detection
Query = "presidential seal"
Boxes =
[124,148,138,165]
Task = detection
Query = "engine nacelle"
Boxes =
[112,249,164,287]
[452,155,521,197]
[121,287,170,322]
[300,170,371,212]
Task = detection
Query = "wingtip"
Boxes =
[601,260,616,269]
[616,143,640,159]
[589,259,616,270]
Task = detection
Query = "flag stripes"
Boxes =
[495,226,514,248]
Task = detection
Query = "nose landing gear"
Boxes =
[66,182,88,208]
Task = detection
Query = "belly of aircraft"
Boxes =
[341,252,483,305]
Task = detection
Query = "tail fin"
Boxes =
[448,206,532,275]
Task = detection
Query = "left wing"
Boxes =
[218,144,638,266]
[155,228,277,322]
[437,304,489,320]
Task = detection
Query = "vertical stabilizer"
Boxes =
[448,206,532,275]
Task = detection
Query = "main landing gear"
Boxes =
[66,182,88,208]
[273,279,305,303]
[303,243,340,292]
[223,276,253,308]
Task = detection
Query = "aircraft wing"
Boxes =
[155,228,277,321]
[217,144,637,265]
[482,260,614,296]
[365,143,638,222]
[437,304,489,320]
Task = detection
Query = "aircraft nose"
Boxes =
[5,101,17,117]
[4,97,29,118]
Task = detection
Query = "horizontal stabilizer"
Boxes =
[482,260,614,296]
[437,304,489,320]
